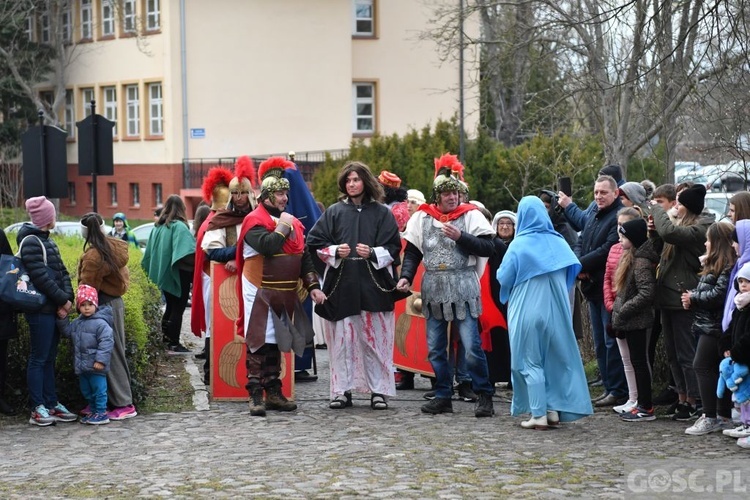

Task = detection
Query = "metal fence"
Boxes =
[183,149,350,189]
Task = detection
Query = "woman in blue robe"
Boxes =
[498,196,593,429]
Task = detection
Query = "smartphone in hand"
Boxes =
[558,176,572,197]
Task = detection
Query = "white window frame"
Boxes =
[146,0,160,30]
[68,182,76,204]
[125,84,140,137]
[103,86,117,136]
[148,82,163,136]
[353,0,374,36]
[80,0,93,39]
[102,0,115,36]
[81,88,95,117]
[123,0,136,33]
[131,183,140,206]
[87,182,93,205]
[352,82,375,133]
[109,183,118,206]
[64,90,75,138]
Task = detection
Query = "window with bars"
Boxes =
[131,183,140,206]
[103,86,117,136]
[109,183,118,206]
[153,183,163,206]
[125,84,140,137]
[148,82,163,136]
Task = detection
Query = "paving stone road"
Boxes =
[1,314,749,499]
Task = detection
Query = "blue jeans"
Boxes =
[449,331,470,384]
[589,300,627,398]
[80,372,108,414]
[25,312,60,408]
[426,308,493,399]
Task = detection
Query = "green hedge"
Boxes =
[3,234,163,410]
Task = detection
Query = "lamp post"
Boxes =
[459,0,465,164]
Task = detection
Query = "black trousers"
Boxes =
[693,334,733,418]
[626,329,653,409]
[162,269,192,345]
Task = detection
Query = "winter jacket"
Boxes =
[727,307,750,366]
[574,198,624,301]
[603,243,624,313]
[651,205,714,309]
[688,267,731,338]
[56,306,114,375]
[78,237,130,298]
[611,238,659,332]
[16,224,74,314]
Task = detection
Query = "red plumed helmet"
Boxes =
[258,156,295,182]
[433,153,465,180]
[201,167,233,209]
[233,155,258,188]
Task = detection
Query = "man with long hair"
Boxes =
[307,161,405,410]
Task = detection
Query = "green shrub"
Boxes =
[3,234,162,409]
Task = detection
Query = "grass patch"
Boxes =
[137,354,196,414]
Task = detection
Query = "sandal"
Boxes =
[329,392,353,409]
[371,393,388,410]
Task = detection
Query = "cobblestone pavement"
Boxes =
[1,316,749,499]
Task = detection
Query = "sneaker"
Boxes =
[737,437,750,449]
[672,402,699,421]
[685,415,728,436]
[621,406,656,422]
[79,405,92,417]
[108,405,137,421]
[665,400,680,416]
[48,403,77,422]
[84,412,110,425]
[423,390,436,400]
[167,344,192,355]
[421,397,453,414]
[456,382,478,402]
[613,399,638,414]
[723,424,750,438]
[29,405,56,426]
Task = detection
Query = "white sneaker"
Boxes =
[685,415,725,436]
[737,437,750,449]
[613,399,637,414]
[723,424,750,438]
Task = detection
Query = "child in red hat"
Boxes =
[56,284,115,425]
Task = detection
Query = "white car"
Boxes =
[132,221,194,252]
[704,192,733,221]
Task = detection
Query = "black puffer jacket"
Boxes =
[16,223,73,314]
[689,267,731,338]
[574,198,624,301]
[611,238,660,332]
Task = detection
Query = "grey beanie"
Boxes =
[619,182,647,206]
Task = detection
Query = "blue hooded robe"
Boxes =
[498,196,593,422]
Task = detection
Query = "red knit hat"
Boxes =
[76,284,99,310]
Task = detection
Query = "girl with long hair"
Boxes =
[142,195,196,353]
[681,222,736,435]
[79,212,136,420]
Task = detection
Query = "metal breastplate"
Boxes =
[420,215,481,321]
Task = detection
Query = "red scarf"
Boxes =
[418,202,477,222]
[190,211,217,337]
[234,204,306,337]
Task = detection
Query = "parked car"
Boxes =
[704,192,733,222]
[132,220,193,252]
[4,220,113,237]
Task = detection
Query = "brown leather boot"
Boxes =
[248,384,266,417]
[264,379,297,412]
